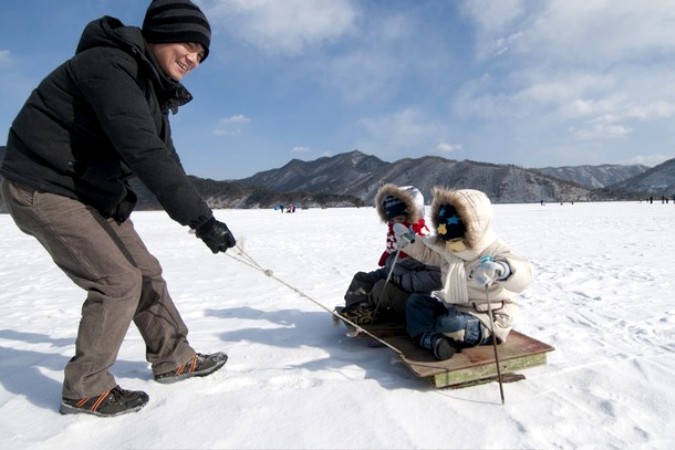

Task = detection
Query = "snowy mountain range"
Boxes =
[237,150,660,205]
[533,164,649,190]
[1,146,674,211]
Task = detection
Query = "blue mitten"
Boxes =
[392,223,415,250]
[474,256,510,287]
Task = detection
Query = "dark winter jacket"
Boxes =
[372,183,442,293]
[374,251,442,294]
[374,183,431,266]
[0,16,212,228]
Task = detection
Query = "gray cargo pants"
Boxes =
[1,179,195,399]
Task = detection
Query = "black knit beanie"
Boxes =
[382,195,407,221]
[142,0,211,62]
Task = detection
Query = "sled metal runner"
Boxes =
[345,321,554,389]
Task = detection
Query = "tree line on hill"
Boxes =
[2,147,674,212]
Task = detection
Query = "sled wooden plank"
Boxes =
[356,322,406,338]
[384,330,554,388]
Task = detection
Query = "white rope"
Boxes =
[224,241,404,356]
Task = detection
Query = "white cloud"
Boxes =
[194,0,675,169]
[360,108,431,143]
[463,0,675,64]
[458,1,675,111]
[314,48,399,104]
[205,0,358,56]
[571,122,632,141]
[565,99,675,141]
[528,0,675,64]
[453,0,675,160]
[436,142,462,154]
[559,98,615,120]
[566,99,675,142]
[0,50,10,65]
[213,114,250,136]
[461,0,525,32]
[459,0,526,59]
[624,101,675,121]
[520,74,613,106]
[205,1,426,106]
[358,107,454,157]
[626,153,674,167]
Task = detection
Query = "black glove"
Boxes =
[196,218,236,253]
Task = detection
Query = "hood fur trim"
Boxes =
[374,184,425,223]
[430,188,494,250]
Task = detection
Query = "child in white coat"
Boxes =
[394,187,533,360]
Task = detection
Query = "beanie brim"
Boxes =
[142,0,211,62]
[142,29,210,61]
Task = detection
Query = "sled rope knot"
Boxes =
[225,240,404,356]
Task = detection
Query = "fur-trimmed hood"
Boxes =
[430,187,495,252]
[375,184,425,224]
[397,187,533,343]
[374,184,429,267]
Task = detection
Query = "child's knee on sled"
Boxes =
[440,310,489,347]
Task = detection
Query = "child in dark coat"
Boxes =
[337,184,442,325]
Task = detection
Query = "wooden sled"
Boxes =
[339,319,554,389]
[384,331,554,388]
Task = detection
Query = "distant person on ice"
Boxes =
[336,184,442,325]
[393,188,533,360]
[0,0,236,417]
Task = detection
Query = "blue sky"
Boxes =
[2,0,675,180]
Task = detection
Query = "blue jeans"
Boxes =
[406,293,488,346]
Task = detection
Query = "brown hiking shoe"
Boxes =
[59,386,149,417]
[154,352,228,384]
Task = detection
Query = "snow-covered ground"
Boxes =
[1,201,673,449]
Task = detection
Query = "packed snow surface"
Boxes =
[1,201,673,449]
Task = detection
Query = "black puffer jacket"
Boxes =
[1,16,212,228]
